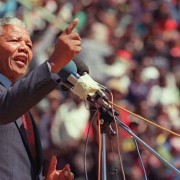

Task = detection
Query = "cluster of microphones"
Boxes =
[58,59,109,107]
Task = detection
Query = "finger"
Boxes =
[70,40,81,46]
[63,164,71,171]
[68,32,81,40]
[63,171,74,180]
[47,155,57,175]
[61,164,74,179]
[70,172,74,179]
[59,170,74,180]
[71,46,82,54]
[63,18,79,35]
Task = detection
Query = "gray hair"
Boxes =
[0,17,28,35]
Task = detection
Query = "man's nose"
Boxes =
[18,42,28,53]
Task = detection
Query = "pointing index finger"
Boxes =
[63,18,79,35]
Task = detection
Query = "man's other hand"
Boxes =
[45,155,74,180]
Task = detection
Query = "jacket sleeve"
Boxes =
[0,62,61,124]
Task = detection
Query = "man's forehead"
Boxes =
[1,25,30,38]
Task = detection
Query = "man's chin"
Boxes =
[11,69,27,81]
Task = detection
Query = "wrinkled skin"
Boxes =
[0,25,33,82]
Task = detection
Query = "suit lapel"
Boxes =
[29,112,44,172]
[15,118,35,164]
[15,115,43,172]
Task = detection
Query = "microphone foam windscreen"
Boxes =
[58,61,77,81]
[73,58,89,75]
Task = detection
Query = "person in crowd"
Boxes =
[0,16,81,179]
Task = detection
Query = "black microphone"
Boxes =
[58,60,108,102]
[73,59,110,95]
[73,58,89,75]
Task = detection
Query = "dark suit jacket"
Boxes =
[0,62,60,180]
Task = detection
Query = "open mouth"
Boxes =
[14,56,27,67]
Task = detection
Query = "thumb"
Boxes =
[47,155,57,175]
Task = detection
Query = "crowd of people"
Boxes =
[1,0,180,179]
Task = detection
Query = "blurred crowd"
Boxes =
[1,0,180,179]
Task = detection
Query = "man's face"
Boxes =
[0,25,33,82]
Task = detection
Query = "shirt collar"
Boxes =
[0,73,12,88]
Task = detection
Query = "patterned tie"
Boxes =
[22,112,37,161]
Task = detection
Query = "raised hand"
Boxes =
[45,155,74,180]
[48,18,81,73]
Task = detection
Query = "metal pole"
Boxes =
[101,133,107,180]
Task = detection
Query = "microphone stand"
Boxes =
[99,107,117,180]
[114,115,180,176]
[89,98,180,179]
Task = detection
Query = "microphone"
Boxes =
[58,60,108,102]
[73,58,89,75]
[60,59,89,91]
